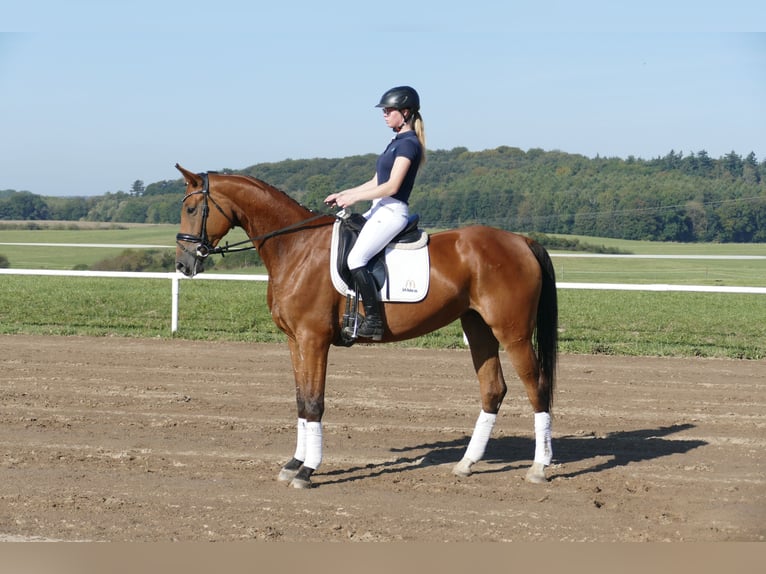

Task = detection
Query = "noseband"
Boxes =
[176,173,236,259]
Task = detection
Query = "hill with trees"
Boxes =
[2,147,764,242]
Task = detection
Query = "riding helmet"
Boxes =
[375,86,420,112]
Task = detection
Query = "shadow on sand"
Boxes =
[316,423,707,486]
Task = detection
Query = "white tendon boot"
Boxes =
[526,411,552,483]
[278,417,306,482]
[292,421,322,489]
[453,410,497,477]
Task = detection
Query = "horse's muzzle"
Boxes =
[176,235,208,277]
[176,254,204,277]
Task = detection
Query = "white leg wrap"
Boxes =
[292,417,307,461]
[303,421,323,470]
[534,411,552,465]
[464,410,497,463]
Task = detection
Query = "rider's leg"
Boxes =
[348,266,384,340]
[345,202,408,341]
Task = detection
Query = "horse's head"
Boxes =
[174,163,236,277]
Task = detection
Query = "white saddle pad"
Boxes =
[330,220,430,302]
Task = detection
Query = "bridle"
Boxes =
[176,173,237,259]
[176,171,331,260]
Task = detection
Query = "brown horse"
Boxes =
[174,164,559,489]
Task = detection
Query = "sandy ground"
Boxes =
[0,334,763,542]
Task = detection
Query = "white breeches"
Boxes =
[346,198,409,270]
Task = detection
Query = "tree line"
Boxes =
[2,147,764,242]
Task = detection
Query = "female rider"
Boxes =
[324,85,426,340]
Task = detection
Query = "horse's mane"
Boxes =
[229,173,284,194]
[226,172,318,214]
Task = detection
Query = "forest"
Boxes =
[2,146,765,242]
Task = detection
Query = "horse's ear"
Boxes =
[175,163,203,188]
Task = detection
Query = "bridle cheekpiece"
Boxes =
[175,172,236,259]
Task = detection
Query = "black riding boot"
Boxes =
[346,267,384,341]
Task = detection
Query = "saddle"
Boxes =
[331,211,430,347]
[335,211,424,291]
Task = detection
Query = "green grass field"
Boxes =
[0,275,763,359]
[552,255,765,286]
[1,224,764,359]
[0,223,180,270]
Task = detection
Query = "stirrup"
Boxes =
[342,312,362,340]
[342,314,383,341]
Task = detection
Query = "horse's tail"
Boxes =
[526,238,559,413]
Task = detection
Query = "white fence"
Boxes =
[1,266,764,333]
[0,269,265,333]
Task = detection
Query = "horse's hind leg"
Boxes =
[453,311,507,477]
[504,339,552,483]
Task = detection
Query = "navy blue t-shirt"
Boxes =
[375,130,422,204]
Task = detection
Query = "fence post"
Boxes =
[171,275,179,333]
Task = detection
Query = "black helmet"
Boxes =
[375,86,420,112]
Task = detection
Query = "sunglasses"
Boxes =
[382,107,399,116]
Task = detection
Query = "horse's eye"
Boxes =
[186,205,197,215]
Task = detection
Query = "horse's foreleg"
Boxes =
[279,408,324,490]
[277,417,308,482]
[277,337,329,489]
[277,418,323,488]
[291,420,323,488]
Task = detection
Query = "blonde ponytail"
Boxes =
[413,112,427,166]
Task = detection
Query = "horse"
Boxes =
[174,163,559,489]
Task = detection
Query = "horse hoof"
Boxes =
[452,457,474,477]
[278,458,304,482]
[525,462,548,484]
[277,467,299,482]
[289,465,315,489]
[291,477,313,489]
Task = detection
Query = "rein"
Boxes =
[211,213,330,256]
[176,171,331,258]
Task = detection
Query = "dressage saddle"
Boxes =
[335,212,422,290]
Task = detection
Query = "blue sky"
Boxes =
[2,1,765,196]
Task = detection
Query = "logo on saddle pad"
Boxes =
[330,218,430,303]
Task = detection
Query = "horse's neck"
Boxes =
[229,181,325,272]
[240,200,310,238]
[225,179,304,234]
